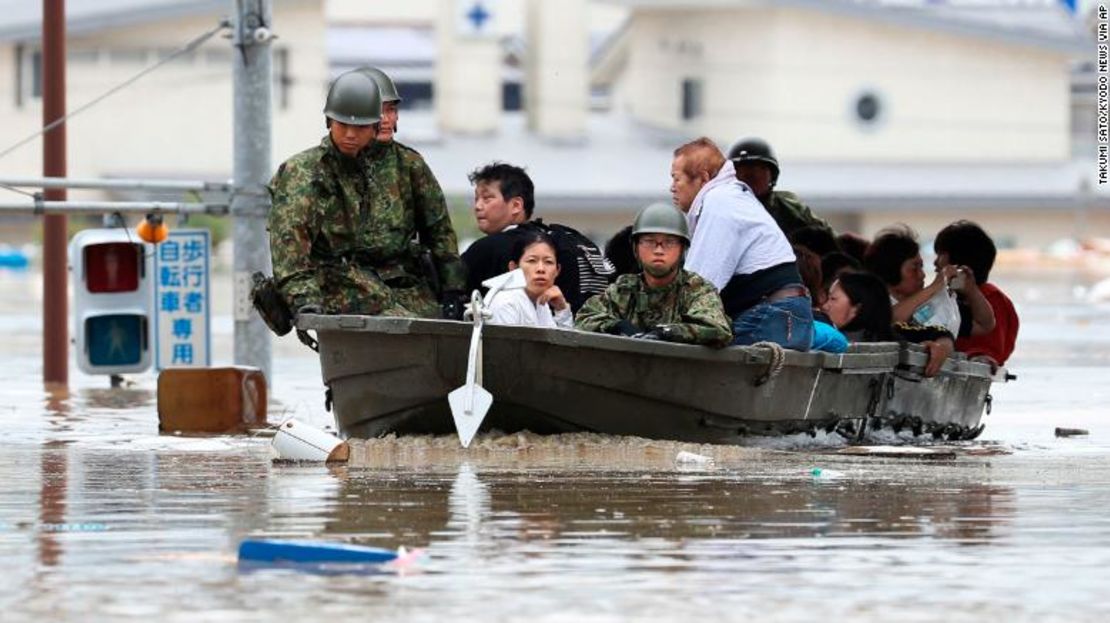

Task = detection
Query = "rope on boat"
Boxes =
[751,341,786,386]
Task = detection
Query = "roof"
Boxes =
[400,111,1110,214]
[0,0,229,42]
[599,0,1089,54]
[0,0,317,42]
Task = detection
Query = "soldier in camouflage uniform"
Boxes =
[269,70,464,318]
[728,137,833,238]
[357,66,467,315]
[575,203,732,348]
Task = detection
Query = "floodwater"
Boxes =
[1,267,1109,622]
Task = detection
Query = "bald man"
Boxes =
[668,137,813,350]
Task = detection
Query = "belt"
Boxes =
[764,284,808,302]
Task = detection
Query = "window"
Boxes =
[681,78,702,121]
[397,81,434,111]
[274,47,291,110]
[855,91,882,125]
[15,44,42,107]
[502,81,522,112]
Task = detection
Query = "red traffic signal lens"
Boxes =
[84,242,142,293]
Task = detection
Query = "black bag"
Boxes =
[528,220,616,312]
[250,272,294,336]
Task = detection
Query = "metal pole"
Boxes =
[0,201,230,214]
[42,0,67,386]
[231,0,273,385]
[0,175,232,193]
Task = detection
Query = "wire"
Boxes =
[0,182,36,198]
[0,20,231,163]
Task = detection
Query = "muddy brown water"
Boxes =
[1,268,1109,622]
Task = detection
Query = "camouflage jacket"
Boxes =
[363,140,466,293]
[764,190,833,238]
[574,269,733,348]
[268,137,462,311]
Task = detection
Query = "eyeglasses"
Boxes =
[637,236,682,251]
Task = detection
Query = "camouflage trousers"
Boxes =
[319,265,440,319]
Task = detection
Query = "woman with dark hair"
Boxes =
[810,270,891,353]
[864,225,966,336]
[815,271,955,376]
[485,230,573,328]
[823,271,894,342]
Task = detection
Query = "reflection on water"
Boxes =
[1,272,1110,621]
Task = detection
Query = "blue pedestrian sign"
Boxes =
[86,314,145,367]
[154,229,211,369]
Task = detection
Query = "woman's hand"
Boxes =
[922,337,954,377]
[538,286,568,311]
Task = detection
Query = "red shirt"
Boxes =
[955,282,1019,366]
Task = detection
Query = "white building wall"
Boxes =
[326,0,628,38]
[619,7,1071,163]
[0,1,326,202]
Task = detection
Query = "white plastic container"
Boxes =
[271,419,349,462]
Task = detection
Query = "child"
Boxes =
[934,220,1018,369]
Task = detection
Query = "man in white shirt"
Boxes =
[670,137,814,350]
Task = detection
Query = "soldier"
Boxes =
[728,137,833,239]
[356,66,468,316]
[269,70,462,318]
[575,203,732,348]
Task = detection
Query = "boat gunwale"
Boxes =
[298,314,992,378]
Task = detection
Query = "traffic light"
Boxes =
[69,229,154,375]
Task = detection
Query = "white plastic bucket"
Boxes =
[272,419,348,462]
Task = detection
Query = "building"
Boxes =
[367,0,1107,249]
[0,0,328,205]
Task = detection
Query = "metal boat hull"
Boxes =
[297,315,997,444]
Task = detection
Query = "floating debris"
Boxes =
[1055,427,1090,438]
[238,539,398,564]
[272,419,349,462]
[837,445,957,459]
[675,451,714,466]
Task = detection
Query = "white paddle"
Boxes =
[447,270,525,448]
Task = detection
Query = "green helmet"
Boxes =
[631,202,689,243]
[356,66,402,103]
[323,71,382,126]
[728,137,780,182]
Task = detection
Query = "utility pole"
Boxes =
[230,0,273,384]
[42,0,67,386]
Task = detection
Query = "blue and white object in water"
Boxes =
[238,539,399,565]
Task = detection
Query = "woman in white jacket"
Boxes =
[486,231,574,328]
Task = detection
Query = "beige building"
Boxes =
[0,0,328,204]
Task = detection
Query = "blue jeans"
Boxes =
[731,294,814,350]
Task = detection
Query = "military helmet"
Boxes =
[631,202,690,243]
[323,71,382,126]
[728,137,780,182]
[356,66,403,103]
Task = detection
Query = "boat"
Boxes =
[297,314,1002,445]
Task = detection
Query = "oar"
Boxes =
[447,270,524,448]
